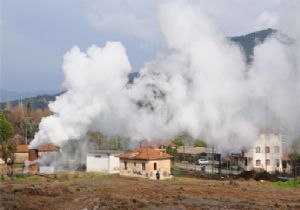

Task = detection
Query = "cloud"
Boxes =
[86,0,159,40]
[254,11,278,30]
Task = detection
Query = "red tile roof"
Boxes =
[16,144,59,153]
[139,139,176,149]
[17,145,29,153]
[259,128,275,136]
[118,148,172,160]
[38,144,59,152]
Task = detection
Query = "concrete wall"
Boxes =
[119,158,172,180]
[86,153,120,174]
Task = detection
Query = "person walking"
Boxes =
[156,170,160,180]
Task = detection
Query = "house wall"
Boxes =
[239,151,254,171]
[86,153,120,174]
[252,134,283,173]
[119,158,172,180]
[15,153,28,164]
[14,151,59,164]
[148,159,171,180]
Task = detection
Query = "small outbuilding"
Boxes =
[86,150,121,174]
[118,148,172,180]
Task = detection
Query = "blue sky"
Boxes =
[1,0,286,92]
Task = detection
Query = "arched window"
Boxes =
[265,146,270,153]
[154,162,157,170]
[266,159,270,166]
[256,159,261,166]
[255,147,261,153]
[124,161,127,170]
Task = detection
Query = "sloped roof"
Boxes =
[118,148,172,160]
[139,139,176,149]
[259,128,277,136]
[16,144,59,153]
[38,144,60,152]
[17,145,29,153]
[177,146,206,155]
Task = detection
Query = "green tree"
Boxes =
[289,137,300,167]
[166,145,177,156]
[0,112,16,164]
[172,136,184,147]
[193,139,207,147]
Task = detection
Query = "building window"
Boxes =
[265,146,270,153]
[256,159,261,166]
[275,159,280,167]
[244,158,248,166]
[154,162,157,170]
[142,163,146,170]
[266,159,270,166]
[134,162,136,167]
[274,146,280,153]
[124,161,127,170]
[255,147,261,153]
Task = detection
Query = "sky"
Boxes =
[0,0,290,92]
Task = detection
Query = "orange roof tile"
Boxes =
[16,144,59,153]
[118,148,172,160]
[38,144,59,152]
[17,145,29,153]
[259,128,275,136]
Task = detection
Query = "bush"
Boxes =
[171,166,187,175]
[276,179,300,188]
[254,171,278,181]
[14,173,29,179]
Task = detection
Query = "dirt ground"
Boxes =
[1,173,300,210]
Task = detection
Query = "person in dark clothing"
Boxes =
[156,170,160,180]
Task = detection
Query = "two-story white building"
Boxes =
[243,129,290,173]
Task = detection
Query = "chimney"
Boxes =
[28,149,39,174]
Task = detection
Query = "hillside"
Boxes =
[230,28,276,63]
[0,29,277,110]
[0,92,63,110]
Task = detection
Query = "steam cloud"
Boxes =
[30,1,300,150]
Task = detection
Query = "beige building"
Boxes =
[14,144,59,164]
[119,148,172,180]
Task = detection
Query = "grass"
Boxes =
[14,173,30,179]
[1,173,45,184]
[171,165,187,173]
[276,179,300,188]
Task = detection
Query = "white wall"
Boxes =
[86,153,120,174]
[252,133,283,173]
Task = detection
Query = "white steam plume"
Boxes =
[31,1,300,151]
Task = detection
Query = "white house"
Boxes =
[86,150,121,174]
[243,129,290,173]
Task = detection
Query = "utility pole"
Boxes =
[212,146,214,174]
[25,125,28,145]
